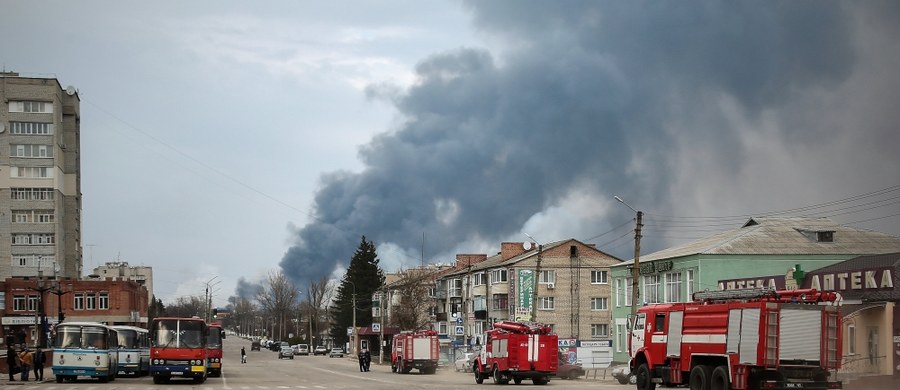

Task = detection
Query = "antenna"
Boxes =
[421,232,425,267]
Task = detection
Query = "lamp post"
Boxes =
[524,233,542,322]
[30,259,52,348]
[345,280,357,355]
[204,276,220,322]
[615,196,643,316]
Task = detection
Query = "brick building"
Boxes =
[0,276,149,347]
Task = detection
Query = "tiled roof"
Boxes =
[614,217,900,266]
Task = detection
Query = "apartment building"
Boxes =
[92,261,154,304]
[0,72,82,280]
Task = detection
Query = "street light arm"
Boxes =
[614,195,639,213]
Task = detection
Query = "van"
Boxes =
[295,344,309,356]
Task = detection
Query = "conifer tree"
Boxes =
[329,236,385,345]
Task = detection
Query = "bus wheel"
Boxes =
[56,376,63,383]
[98,376,109,383]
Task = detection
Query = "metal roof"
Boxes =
[614,217,900,266]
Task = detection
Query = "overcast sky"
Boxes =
[3,1,899,307]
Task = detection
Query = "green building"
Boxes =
[610,217,900,363]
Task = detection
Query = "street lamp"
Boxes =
[524,233,542,322]
[345,279,357,355]
[614,196,643,316]
[204,276,220,322]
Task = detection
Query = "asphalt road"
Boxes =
[2,336,629,389]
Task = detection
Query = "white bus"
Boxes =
[112,325,150,376]
[52,322,119,383]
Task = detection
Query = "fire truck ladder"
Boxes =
[692,287,777,302]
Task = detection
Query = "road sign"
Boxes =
[372,323,381,332]
[456,317,462,324]
[347,327,353,336]
[455,326,464,336]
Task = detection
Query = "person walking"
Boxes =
[17,348,33,381]
[363,349,371,372]
[5,343,17,382]
[241,347,247,364]
[32,347,45,381]
[357,349,366,372]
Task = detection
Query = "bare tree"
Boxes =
[389,268,436,331]
[166,295,205,318]
[305,275,334,346]
[257,270,300,341]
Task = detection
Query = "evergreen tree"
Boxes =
[329,236,385,345]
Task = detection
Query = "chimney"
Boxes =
[501,242,528,261]
[456,254,487,268]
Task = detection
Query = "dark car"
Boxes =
[557,360,585,380]
[251,340,261,351]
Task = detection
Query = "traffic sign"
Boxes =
[372,323,381,332]
[455,326,464,335]
[456,317,463,324]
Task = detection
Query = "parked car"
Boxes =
[611,365,636,385]
[557,360,585,380]
[294,344,309,355]
[279,346,294,359]
[454,352,476,372]
[313,345,328,356]
[251,340,261,351]
[328,347,345,358]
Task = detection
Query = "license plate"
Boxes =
[171,372,183,376]
[191,366,205,372]
[74,370,85,374]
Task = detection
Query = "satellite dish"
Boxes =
[65,86,76,96]
[523,241,532,250]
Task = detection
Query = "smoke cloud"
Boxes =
[280,1,900,288]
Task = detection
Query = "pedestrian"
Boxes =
[363,349,371,372]
[33,347,45,381]
[357,349,366,372]
[5,343,17,381]
[241,347,247,364]
[17,348,33,381]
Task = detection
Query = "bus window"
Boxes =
[57,327,82,348]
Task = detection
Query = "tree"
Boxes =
[305,276,334,347]
[388,268,436,331]
[257,270,300,341]
[329,236,385,345]
[148,295,166,323]
[166,295,205,318]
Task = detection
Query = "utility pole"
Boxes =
[31,263,52,348]
[615,196,643,316]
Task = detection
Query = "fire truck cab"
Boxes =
[629,287,842,390]
[473,321,558,386]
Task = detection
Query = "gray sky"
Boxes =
[3,1,899,306]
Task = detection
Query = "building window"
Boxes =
[616,323,626,352]
[9,101,53,114]
[644,274,661,304]
[538,270,555,284]
[11,210,55,224]
[0,292,5,309]
[591,270,608,284]
[847,324,856,354]
[491,269,508,283]
[666,272,682,303]
[625,277,633,307]
[86,293,97,310]
[538,296,555,310]
[687,269,696,299]
[12,233,56,245]
[438,322,448,334]
[99,292,110,310]
[591,324,609,337]
[591,297,609,311]
[13,295,27,311]
[473,272,486,286]
[473,295,486,311]
[74,293,85,310]
[10,167,53,179]
[9,122,53,135]
[449,279,462,297]
[491,294,509,310]
[11,188,55,201]
[428,287,436,297]
[27,296,39,311]
[10,144,53,158]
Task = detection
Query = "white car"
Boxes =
[454,352,476,372]
[328,347,345,358]
[279,346,294,359]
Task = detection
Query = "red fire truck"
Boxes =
[472,321,558,385]
[391,330,440,374]
[149,317,209,384]
[629,287,842,390]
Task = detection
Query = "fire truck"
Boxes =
[391,330,440,374]
[472,321,558,385]
[629,287,842,390]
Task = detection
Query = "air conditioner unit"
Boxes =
[546,283,555,290]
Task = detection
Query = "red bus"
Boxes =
[149,317,209,384]
[206,322,225,377]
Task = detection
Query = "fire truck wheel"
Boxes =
[710,366,729,390]
[532,376,548,385]
[636,363,656,390]
[492,366,503,384]
[475,367,484,384]
[514,377,523,385]
[689,365,711,390]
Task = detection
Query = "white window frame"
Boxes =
[473,272,486,286]
[491,293,508,310]
[591,270,608,284]
[99,292,110,310]
[86,293,97,310]
[591,323,609,338]
[10,166,54,179]
[643,274,661,304]
[449,279,462,297]
[591,297,609,311]
[10,122,54,135]
[491,269,508,283]
[625,277,633,307]
[538,270,555,284]
[11,188,55,201]
[9,101,53,114]
[538,296,555,310]
[10,144,53,158]
[687,269,696,299]
[666,271,682,303]
[14,295,27,311]
[27,295,39,311]
[74,293,84,310]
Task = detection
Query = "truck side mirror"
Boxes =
[221,329,226,339]
[626,314,635,330]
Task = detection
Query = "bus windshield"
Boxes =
[117,329,139,349]
[207,328,222,349]
[152,319,205,349]
[56,325,108,349]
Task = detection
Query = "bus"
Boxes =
[52,322,120,383]
[149,317,209,384]
[207,322,225,377]
[111,325,150,376]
